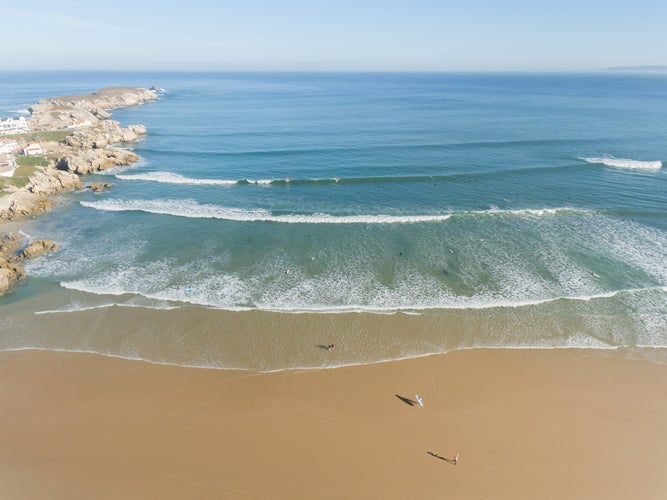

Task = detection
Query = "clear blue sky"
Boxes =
[5,0,666,71]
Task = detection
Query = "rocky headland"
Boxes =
[0,86,158,294]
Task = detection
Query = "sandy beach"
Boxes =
[0,347,665,499]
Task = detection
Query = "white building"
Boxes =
[66,119,92,129]
[0,138,19,154]
[18,142,43,156]
[0,116,29,135]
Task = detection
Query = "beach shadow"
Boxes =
[427,451,457,465]
[395,394,415,406]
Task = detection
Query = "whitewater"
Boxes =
[1,71,666,370]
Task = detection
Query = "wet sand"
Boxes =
[0,347,666,499]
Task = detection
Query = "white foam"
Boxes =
[484,207,585,217]
[58,261,665,315]
[96,157,149,176]
[34,303,117,315]
[116,171,237,185]
[247,179,278,185]
[80,199,586,225]
[80,199,454,224]
[35,301,181,315]
[582,156,662,171]
[115,172,294,186]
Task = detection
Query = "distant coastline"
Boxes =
[602,65,667,73]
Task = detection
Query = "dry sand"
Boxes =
[0,348,665,499]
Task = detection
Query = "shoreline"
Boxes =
[3,301,667,371]
[1,347,666,499]
[2,343,665,374]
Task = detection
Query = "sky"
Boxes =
[4,0,666,72]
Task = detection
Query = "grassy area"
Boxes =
[6,164,37,189]
[5,130,72,143]
[16,155,49,168]
[0,159,44,192]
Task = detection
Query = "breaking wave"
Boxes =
[116,172,238,185]
[582,156,662,171]
[80,199,585,224]
[115,171,424,186]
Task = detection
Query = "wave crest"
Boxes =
[115,172,237,185]
[80,199,584,224]
[582,156,662,171]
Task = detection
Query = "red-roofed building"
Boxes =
[17,142,43,156]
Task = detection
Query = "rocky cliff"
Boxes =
[0,86,158,294]
[0,87,156,221]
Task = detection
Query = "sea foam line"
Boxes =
[80,199,585,224]
[34,302,180,315]
[116,171,340,186]
[113,171,513,187]
[7,339,665,374]
[80,199,453,224]
[582,156,662,171]
[58,278,665,314]
[116,172,237,185]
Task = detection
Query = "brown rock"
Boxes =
[0,257,26,295]
[27,169,82,195]
[56,148,139,175]
[87,182,114,192]
[0,233,23,258]
[64,120,145,149]
[0,192,53,220]
[17,240,60,260]
[0,234,60,295]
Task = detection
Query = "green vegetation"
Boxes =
[6,130,72,143]
[0,159,45,192]
[6,164,37,189]
[16,155,49,168]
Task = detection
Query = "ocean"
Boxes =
[0,71,666,371]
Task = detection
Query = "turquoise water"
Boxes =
[1,72,666,368]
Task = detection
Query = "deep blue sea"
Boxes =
[0,71,666,370]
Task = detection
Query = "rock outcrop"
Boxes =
[16,239,60,260]
[87,182,114,192]
[27,87,157,131]
[0,191,54,220]
[0,259,26,295]
[0,86,158,294]
[64,120,146,149]
[0,232,23,256]
[1,86,154,222]
[56,149,139,175]
[27,168,83,195]
[0,233,60,295]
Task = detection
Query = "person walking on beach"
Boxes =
[415,394,424,407]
